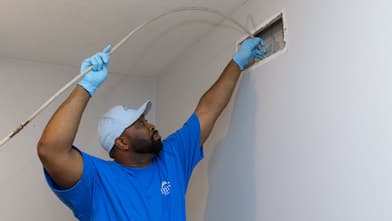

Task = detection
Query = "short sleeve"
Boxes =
[43,147,97,220]
[163,113,204,186]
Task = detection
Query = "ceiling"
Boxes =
[0,0,247,76]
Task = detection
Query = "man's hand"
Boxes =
[78,45,112,96]
[232,37,267,71]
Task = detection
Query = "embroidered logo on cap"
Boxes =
[121,105,130,111]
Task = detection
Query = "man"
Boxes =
[37,38,266,220]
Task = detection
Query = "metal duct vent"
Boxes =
[238,11,287,69]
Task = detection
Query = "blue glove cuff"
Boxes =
[232,54,245,71]
[78,80,97,97]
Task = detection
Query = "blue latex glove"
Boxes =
[78,45,112,96]
[232,37,267,71]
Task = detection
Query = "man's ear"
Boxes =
[114,136,129,151]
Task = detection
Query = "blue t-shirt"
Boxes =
[44,113,204,221]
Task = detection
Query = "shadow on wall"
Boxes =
[204,72,261,221]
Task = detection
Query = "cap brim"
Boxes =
[141,100,152,116]
[131,100,152,126]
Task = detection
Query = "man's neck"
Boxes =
[123,160,152,168]
[115,153,155,168]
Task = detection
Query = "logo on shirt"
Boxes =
[161,181,171,196]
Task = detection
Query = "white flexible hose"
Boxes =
[0,6,256,148]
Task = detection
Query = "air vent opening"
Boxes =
[237,11,287,69]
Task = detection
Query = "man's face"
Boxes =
[125,115,162,155]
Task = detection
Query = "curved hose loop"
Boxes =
[0,6,256,148]
[110,6,256,54]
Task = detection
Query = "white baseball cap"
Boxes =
[98,100,152,152]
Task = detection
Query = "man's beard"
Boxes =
[132,134,163,155]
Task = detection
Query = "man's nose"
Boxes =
[149,123,157,131]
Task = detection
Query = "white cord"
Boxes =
[0,6,256,148]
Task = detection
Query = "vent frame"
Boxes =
[236,10,288,70]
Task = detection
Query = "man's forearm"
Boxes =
[38,85,90,153]
[197,60,241,116]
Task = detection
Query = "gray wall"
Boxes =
[156,0,392,220]
[0,58,157,220]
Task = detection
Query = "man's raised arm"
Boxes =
[37,45,111,189]
[195,38,266,144]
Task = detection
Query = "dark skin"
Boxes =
[37,60,242,189]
